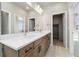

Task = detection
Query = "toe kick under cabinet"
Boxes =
[2,34,50,57]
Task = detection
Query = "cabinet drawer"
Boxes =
[42,35,48,39]
[34,39,41,48]
[32,46,39,57]
[33,44,42,57]
[25,51,33,57]
[19,43,33,57]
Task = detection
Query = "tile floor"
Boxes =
[45,39,70,57]
[53,39,64,47]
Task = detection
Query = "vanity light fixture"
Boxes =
[26,2,32,7]
[26,6,30,10]
[35,4,43,14]
[26,2,43,15]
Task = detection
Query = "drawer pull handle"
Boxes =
[38,46,41,53]
[25,47,32,53]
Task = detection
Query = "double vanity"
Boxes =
[0,31,51,57]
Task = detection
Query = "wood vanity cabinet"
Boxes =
[2,34,50,57]
[3,43,34,57]
[33,35,50,57]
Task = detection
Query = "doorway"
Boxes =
[53,24,59,40]
[29,18,35,31]
[53,14,64,47]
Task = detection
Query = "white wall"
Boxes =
[68,3,76,56]
[40,3,68,30]
[1,2,28,34]
[72,3,79,56]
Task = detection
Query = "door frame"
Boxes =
[51,11,68,48]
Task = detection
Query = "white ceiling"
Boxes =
[12,2,33,11]
[12,2,63,11]
[37,2,58,8]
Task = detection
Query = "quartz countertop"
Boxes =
[0,31,51,50]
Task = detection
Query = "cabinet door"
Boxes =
[39,43,45,57]
[34,39,41,48]
[3,45,18,57]
[33,44,43,57]
[38,45,42,57]
[32,45,39,57]
[33,34,50,57]
[41,38,49,56]
[25,51,33,57]
[19,43,33,57]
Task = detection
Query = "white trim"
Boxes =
[24,17,26,33]
[28,18,30,32]
[13,14,16,33]
[63,12,68,48]
[1,9,11,34]
[51,11,68,48]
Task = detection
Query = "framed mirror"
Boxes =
[1,10,10,35]
[14,15,25,33]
